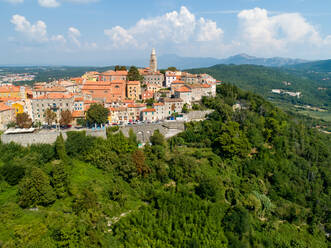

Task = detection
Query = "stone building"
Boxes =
[100,70,128,81]
[126,81,141,100]
[141,108,156,122]
[31,93,74,123]
[0,103,15,130]
[161,98,184,116]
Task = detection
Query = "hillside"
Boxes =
[287,59,331,72]
[0,85,330,247]
[158,54,308,69]
[187,64,331,126]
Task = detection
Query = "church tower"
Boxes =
[150,48,157,73]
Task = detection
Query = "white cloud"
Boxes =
[11,14,48,42]
[51,34,66,44]
[196,18,223,42]
[237,7,327,52]
[68,27,81,47]
[38,0,60,8]
[104,6,223,49]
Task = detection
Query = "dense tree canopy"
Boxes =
[0,84,330,247]
[86,103,109,125]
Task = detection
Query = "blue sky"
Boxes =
[1,0,331,65]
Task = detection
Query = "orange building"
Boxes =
[81,80,126,102]
[100,70,128,81]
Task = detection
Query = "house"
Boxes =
[0,103,15,130]
[181,72,198,84]
[161,98,184,116]
[100,70,128,81]
[0,85,26,99]
[127,81,141,100]
[174,86,192,105]
[31,93,74,123]
[141,108,156,122]
[170,80,185,94]
[109,107,129,124]
[141,90,154,100]
[127,103,146,122]
[153,102,166,120]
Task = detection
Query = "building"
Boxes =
[181,72,198,84]
[0,85,26,99]
[31,93,74,123]
[141,90,154,100]
[165,71,177,88]
[153,102,166,120]
[33,86,67,98]
[100,70,128,81]
[150,48,157,73]
[141,71,164,86]
[109,107,129,124]
[161,98,184,116]
[141,108,156,122]
[127,103,146,122]
[146,83,162,93]
[174,86,192,105]
[81,80,126,102]
[126,81,141,101]
[0,103,15,130]
[170,80,185,94]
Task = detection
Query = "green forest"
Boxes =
[0,84,330,247]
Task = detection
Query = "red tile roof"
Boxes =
[141,108,156,112]
[175,86,191,93]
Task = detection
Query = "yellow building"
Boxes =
[0,86,24,98]
[11,102,24,115]
[126,81,141,101]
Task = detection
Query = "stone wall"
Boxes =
[1,129,106,147]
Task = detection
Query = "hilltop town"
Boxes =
[0,49,217,130]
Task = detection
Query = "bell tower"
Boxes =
[150,48,157,73]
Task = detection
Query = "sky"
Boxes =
[1,0,331,66]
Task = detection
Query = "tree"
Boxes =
[59,110,72,126]
[150,130,165,146]
[167,67,177,72]
[18,167,56,208]
[45,108,56,126]
[132,149,150,177]
[127,66,143,82]
[86,103,109,125]
[115,65,127,71]
[51,162,69,198]
[182,103,189,113]
[16,113,32,128]
[55,134,69,162]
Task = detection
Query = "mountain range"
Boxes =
[158,53,308,69]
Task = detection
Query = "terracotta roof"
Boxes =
[201,83,211,88]
[0,86,20,93]
[172,80,184,84]
[34,93,73,100]
[112,107,127,112]
[163,97,183,103]
[153,102,164,106]
[0,97,22,102]
[34,87,66,92]
[122,99,134,103]
[0,103,13,112]
[110,80,126,84]
[72,111,85,118]
[127,103,146,108]
[175,86,191,93]
[141,108,156,112]
[82,86,112,90]
[127,81,140,85]
[102,70,128,76]
[74,97,84,102]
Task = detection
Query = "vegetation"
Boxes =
[127,66,143,82]
[16,112,32,128]
[59,110,73,126]
[0,84,330,247]
[187,64,331,129]
[86,103,109,126]
[45,108,57,126]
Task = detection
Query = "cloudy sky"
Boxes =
[1,0,331,65]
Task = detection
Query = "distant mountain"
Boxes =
[158,53,308,69]
[287,59,331,72]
